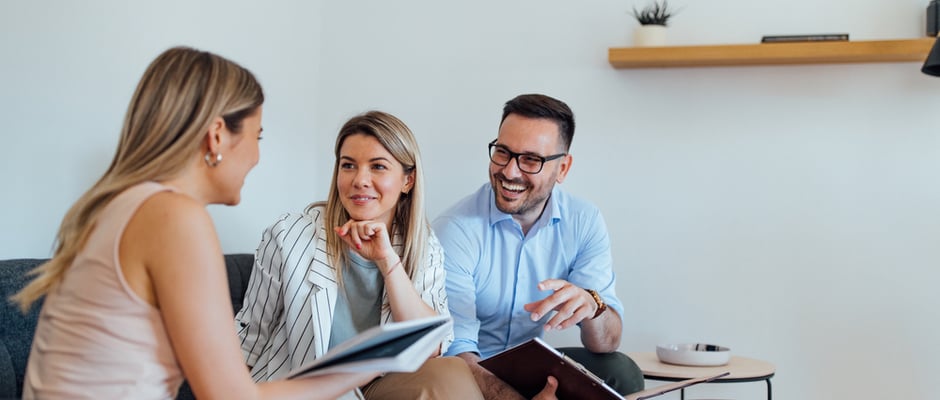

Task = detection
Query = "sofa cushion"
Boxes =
[0,336,16,399]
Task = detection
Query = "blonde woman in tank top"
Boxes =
[12,46,378,399]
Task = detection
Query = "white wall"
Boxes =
[2,1,938,399]
[0,0,325,255]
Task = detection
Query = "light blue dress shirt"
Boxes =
[433,183,623,359]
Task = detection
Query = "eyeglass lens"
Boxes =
[489,145,546,174]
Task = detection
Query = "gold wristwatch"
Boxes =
[585,289,607,319]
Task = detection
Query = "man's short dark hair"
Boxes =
[500,94,575,151]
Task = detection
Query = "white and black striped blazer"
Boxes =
[235,205,451,384]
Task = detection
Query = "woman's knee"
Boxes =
[364,356,482,400]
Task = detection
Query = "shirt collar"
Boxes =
[487,186,563,228]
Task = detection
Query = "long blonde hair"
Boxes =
[320,111,430,281]
[13,46,264,311]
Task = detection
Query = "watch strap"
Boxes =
[585,288,607,319]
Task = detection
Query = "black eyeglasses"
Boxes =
[488,140,566,174]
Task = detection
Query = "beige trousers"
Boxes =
[361,356,483,400]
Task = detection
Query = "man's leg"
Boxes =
[361,356,484,400]
[558,347,645,395]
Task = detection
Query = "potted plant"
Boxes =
[631,0,677,47]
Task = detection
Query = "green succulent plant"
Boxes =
[632,0,677,26]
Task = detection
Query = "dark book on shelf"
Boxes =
[761,33,849,43]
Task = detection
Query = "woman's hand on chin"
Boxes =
[334,220,395,263]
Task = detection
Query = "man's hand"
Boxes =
[532,376,559,400]
[523,279,597,331]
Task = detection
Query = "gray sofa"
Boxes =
[0,254,255,400]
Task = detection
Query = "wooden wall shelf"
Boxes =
[608,38,936,68]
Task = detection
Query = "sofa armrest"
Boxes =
[0,259,45,399]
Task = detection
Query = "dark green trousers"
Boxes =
[558,347,645,395]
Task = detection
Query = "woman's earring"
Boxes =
[204,152,223,167]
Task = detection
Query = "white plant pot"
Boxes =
[633,25,667,47]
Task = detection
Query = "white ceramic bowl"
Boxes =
[656,343,731,366]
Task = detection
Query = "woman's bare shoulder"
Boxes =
[125,190,220,264]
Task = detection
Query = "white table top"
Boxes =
[626,352,776,381]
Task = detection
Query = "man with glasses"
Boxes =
[433,94,644,399]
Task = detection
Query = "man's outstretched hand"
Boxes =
[523,279,596,331]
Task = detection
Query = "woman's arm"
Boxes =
[334,221,435,323]
[380,254,437,322]
[130,192,376,399]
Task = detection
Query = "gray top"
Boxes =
[328,250,385,349]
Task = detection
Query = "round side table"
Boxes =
[626,352,775,400]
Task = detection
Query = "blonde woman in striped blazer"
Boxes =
[236,111,483,400]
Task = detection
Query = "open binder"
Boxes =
[479,337,729,400]
[287,315,452,379]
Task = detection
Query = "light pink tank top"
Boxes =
[23,182,184,399]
